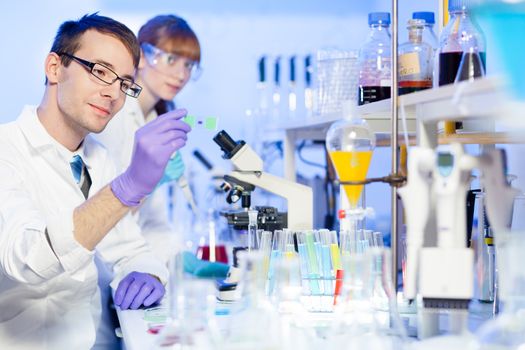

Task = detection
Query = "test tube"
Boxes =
[330,230,344,304]
[259,230,273,256]
[296,231,311,295]
[255,229,264,250]
[304,230,321,295]
[247,210,258,252]
[268,230,283,294]
[319,229,333,295]
[365,230,375,248]
[373,231,384,247]
[259,230,273,294]
[283,229,296,259]
[329,230,342,271]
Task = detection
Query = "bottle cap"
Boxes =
[368,12,391,26]
[449,0,480,12]
[412,11,435,24]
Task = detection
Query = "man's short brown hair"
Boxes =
[50,13,140,68]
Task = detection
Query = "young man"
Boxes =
[0,14,191,349]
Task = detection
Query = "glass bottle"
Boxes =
[357,12,392,105]
[438,0,486,132]
[398,19,434,95]
[438,0,486,87]
[412,11,438,51]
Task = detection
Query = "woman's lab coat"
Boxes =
[0,106,167,349]
[96,97,178,262]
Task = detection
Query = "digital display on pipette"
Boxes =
[437,152,454,177]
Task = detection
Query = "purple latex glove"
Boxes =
[111,109,191,206]
[114,271,165,310]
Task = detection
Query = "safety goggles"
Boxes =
[141,42,202,81]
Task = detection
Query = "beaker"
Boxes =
[221,250,281,349]
[195,210,229,264]
[474,230,525,349]
[160,256,220,349]
[328,247,407,349]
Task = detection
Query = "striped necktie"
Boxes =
[70,155,92,199]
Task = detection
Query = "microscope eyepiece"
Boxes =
[213,130,245,159]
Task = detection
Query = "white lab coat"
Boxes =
[96,97,178,262]
[0,106,168,349]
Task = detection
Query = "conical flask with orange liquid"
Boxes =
[326,108,376,219]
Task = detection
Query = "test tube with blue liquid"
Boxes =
[299,230,321,295]
[319,229,334,295]
[296,231,311,295]
[267,230,284,295]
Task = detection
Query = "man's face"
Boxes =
[56,30,135,136]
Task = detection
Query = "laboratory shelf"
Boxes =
[266,97,417,140]
[272,76,524,180]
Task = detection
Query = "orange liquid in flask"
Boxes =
[330,150,373,208]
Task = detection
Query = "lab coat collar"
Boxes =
[17,105,96,170]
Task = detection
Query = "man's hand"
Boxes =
[114,271,165,310]
[110,109,191,206]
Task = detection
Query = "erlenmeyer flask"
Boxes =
[221,251,281,349]
[454,50,485,83]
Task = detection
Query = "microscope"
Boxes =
[213,130,313,231]
[212,130,313,300]
[399,144,518,339]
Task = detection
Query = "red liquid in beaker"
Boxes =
[196,245,229,264]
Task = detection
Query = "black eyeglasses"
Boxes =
[58,53,142,98]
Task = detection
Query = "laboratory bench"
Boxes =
[115,294,495,349]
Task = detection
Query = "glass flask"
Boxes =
[158,255,220,349]
[326,109,376,211]
[221,251,281,349]
[474,230,525,349]
[328,247,407,349]
[398,19,434,95]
